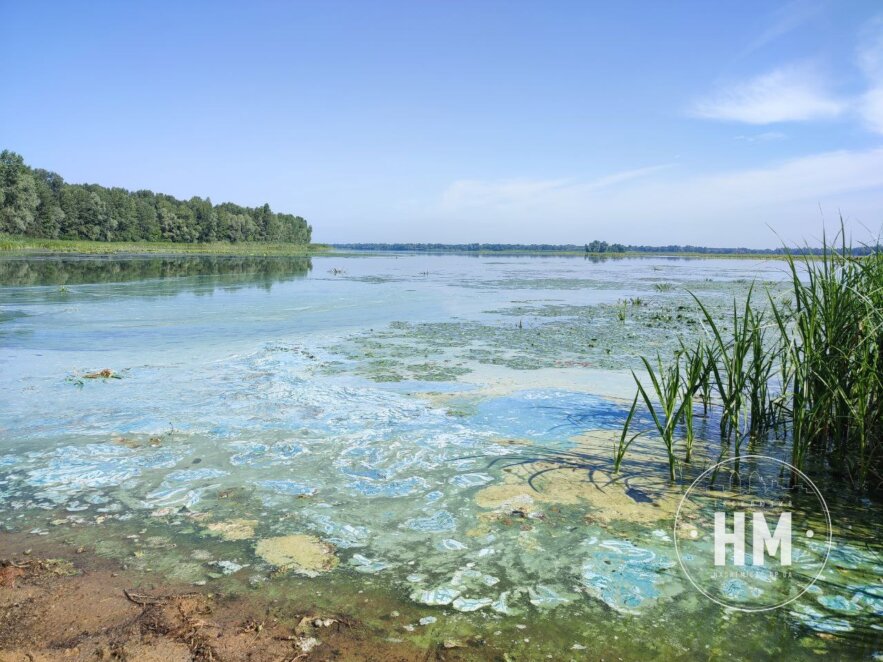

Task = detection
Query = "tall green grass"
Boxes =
[617,230,883,491]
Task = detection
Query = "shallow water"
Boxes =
[0,253,880,659]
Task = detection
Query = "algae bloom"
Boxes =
[255,535,339,576]
[206,519,258,541]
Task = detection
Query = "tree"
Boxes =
[0,150,39,234]
[0,151,312,245]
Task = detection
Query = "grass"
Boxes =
[0,234,328,256]
[616,227,883,491]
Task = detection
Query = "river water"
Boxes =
[0,253,880,659]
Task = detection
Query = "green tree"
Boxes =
[0,151,311,245]
[0,150,39,234]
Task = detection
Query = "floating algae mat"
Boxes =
[0,253,880,659]
[255,534,339,575]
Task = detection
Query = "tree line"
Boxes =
[0,150,311,244]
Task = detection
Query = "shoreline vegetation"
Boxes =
[0,150,311,246]
[0,234,328,256]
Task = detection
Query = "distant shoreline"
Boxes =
[331,247,791,259]
[0,235,872,260]
[329,244,851,259]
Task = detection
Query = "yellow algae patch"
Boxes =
[255,535,339,576]
[474,464,691,525]
[206,518,258,541]
[475,484,564,514]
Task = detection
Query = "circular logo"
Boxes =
[673,454,832,612]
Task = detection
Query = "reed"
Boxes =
[617,228,883,490]
[613,393,643,472]
[678,339,712,462]
[632,356,686,480]
[778,233,883,486]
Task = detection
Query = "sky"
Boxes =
[2,0,883,247]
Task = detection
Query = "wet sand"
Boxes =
[0,535,495,662]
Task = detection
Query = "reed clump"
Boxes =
[617,230,883,491]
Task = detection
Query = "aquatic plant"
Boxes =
[776,233,883,486]
[619,228,883,490]
[632,356,687,480]
[613,393,643,472]
[678,338,713,462]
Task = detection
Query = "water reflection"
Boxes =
[0,254,312,293]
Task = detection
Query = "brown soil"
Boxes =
[0,537,488,662]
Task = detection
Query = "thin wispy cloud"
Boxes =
[434,148,883,245]
[740,0,824,57]
[858,15,883,134]
[860,88,883,135]
[689,63,844,124]
[735,131,787,143]
[440,164,672,211]
[441,177,572,210]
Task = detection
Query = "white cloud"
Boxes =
[694,16,883,135]
[432,148,883,246]
[858,16,883,134]
[690,63,845,124]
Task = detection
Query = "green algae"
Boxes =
[325,279,790,384]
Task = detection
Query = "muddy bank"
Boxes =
[0,536,495,662]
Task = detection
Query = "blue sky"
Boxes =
[2,0,882,246]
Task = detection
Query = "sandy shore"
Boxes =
[0,535,490,662]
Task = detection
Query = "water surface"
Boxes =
[0,253,880,659]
